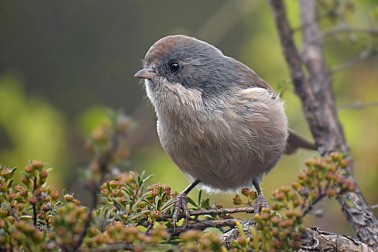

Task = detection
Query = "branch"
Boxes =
[171,219,239,236]
[322,26,378,39]
[32,176,38,227]
[304,26,378,48]
[89,243,134,252]
[338,100,378,111]
[269,0,378,250]
[331,49,378,73]
[371,204,378,210]
[161,206,255,220]
[172,217,374,251]
[301,227,375,252]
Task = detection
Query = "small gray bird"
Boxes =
[135,35,315,222]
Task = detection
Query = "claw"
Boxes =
[254,194,269,213]
[172,193,190,234]
[170,179,201,237]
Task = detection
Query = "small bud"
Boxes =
[280,185,290,194]
[278,219,293,228]
[25,165,33,173]
[6,216,16,224]
[180,230,200,241]
[51,190,59,199]
[0,208,8,218]
[347,181,356,191]
[278,230,288,239]
[42,202,53,211]
[150,210,161,219]
[297,172,306,181]
[214,203,223,209]
[330,152,340,162]
[306,169,314,176]
[236,236,248,246]
[274,192,285,201]
[108,180,119,189]
[313,159,323,168]
[31,160,44,170]
[241,188,251,197]
[291,181,301,190]
[271,203,281,211]
[260,212,269,221]
[0,182,7,192]
[29,196,37,205]
[285,210,293,218]
[137,200,147,209]
[233,194,243,205]
[21,175,29,185]
[32,230,43,242]
[0,167,15,179]
[292,198,301,208]
[305,159,314,167]
[249,191,257,200]
[162,184,171,195]
[271,227,279,236]
[340,159,349,169]
[293,209,303,218]
[326,188,336,197]
[40,169,48,178]
[271,216,281,225]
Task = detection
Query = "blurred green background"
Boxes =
[1,0,377,236]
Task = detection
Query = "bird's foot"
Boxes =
[172,193,190,229]
[254,194,269,213]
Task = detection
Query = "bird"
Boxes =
[134,35,315,224]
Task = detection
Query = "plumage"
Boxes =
[138,35,289,192]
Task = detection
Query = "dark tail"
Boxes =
[284,129,317,155]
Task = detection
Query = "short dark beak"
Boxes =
[134,69,157,80]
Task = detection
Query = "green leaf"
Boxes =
[142,174,153,184]
[197,190,202,207]
[106,182,112,193]
[121,189,132,203]
[154,195,161,209]
[160,198,175,212]
[113,198,125,211]
[236,221,245,237]
[201,198,211,209]
[250,227,260,251]
[19,215,33,220]
[186,196,197,207]
[127,210,150,222]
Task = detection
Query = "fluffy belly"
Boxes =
[161,123,287,192]
[155,87,288,192]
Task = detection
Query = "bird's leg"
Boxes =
[172,179,201,228]
[253,180,269,213]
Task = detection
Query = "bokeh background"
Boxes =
[1,0,377,236]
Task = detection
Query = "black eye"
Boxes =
[169,62,180,72]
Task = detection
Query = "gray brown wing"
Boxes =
[227,57,276,93]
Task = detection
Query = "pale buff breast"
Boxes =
[152,83,288,192]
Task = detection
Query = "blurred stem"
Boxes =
[338,100,378,111]
[73,128,126,251]
[331,49,378,73]
[32,176,37,227]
